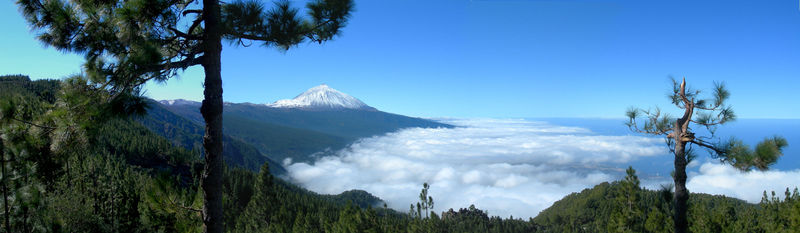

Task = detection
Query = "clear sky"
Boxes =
[2,0,799,118]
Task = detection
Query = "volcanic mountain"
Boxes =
[267,84,376,110]
[154,84,452,168]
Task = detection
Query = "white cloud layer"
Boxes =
[688,162,800,203]
[285,118,666,218]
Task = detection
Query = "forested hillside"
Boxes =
[138,101,287,174]
[535,167,800,233]
[3,75,800,232]
[0,75,402,232]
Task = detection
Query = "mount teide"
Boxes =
[156,84,451,167]
[267,84,376,111]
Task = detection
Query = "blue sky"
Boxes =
[2,0,799,118]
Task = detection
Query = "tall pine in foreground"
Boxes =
[16,0,353,232]
[626,77,787,233]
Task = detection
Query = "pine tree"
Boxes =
[416,182,434,219]
[626,77,787,233]
[16,0,353,231]
[608,166,643,233]
[234,163,275,233]
[0,97,50,233]
[644,184,673,233]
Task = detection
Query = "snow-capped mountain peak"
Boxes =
[158,99,200,106]
[267,84,374,110]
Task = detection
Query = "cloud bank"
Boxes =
[688,162,800,203]
[285,119,666,218]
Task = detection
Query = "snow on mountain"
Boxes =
[158,99,201,106]
[267,84,374,110]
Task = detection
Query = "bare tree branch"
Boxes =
[168,27,202,40]
[188,16,204,36]
[676,77,694,132]
[182,9,202,16]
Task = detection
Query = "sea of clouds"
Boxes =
[688,163,800,203]
[284,118,800,218]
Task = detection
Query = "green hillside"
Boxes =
[534,168,800,233]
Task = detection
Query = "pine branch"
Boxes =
[689,119,724,127]
[693,104,721,111]
[627,120,671,135]
[167,196,204,220]
[173,202,203,213]
[303,18,336,42]
[226,18,335,44]
[626,107,673,136]
[101,54,204,102]
[230,32,270,41]
[689,138,725,155]
[142,55,205,75]
[8,117,57,130]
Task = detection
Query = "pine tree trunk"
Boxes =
[200,0,224,231]
[672,79,692,233]
[673,140,689,233]
[673,107,691,233]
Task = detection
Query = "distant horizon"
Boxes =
[151,95,800,120]
[152,96,800,120]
